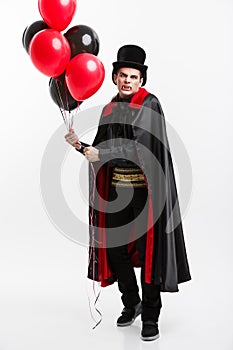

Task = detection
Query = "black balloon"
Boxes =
[22,20,50,53]
[49,72,82,112]
[64,25,100,58]
[22,27,27,49]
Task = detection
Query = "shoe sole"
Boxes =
[117,319,135,327]
[117,312,141,327]
[141,334,160,341]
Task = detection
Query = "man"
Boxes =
[65,45,191,341]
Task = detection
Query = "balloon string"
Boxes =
[85,272,103,330]
[69,109,75,130]
[64,79,70,111]
[64,79,72,130]
[64,79,81,131]
[58,107,68,131]
[92,289,102,329]
[69,97,82,130]
[89,162,96,286]
[55,79,68,130]
[52,81,67,128]
[86,277,100,323]
[86,162,103,329]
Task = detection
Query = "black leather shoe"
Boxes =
[141,320,160,341]
[117,302,142,327]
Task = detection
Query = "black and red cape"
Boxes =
[87,88,191,292]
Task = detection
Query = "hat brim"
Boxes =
[112,61,148,86]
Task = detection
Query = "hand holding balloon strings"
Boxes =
[22,0,104,330]
[65,128,81,149]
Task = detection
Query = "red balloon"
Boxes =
[38,0,77,32]
[29,29,71,77]
[65,53,105,101]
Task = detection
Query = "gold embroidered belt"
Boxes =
[111,167,146,188]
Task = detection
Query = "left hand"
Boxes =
[83,146,100,162]
[64,128,81,149]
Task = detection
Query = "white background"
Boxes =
[0,0,233,349]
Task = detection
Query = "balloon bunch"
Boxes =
[22,0,105,130]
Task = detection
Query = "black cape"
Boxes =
[86,88,191,292]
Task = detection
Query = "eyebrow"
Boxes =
[119,72,139,78]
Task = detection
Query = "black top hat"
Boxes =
[112,45,148,86]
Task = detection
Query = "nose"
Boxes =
[124,76,130,84]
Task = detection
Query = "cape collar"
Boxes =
[103,87,150,117]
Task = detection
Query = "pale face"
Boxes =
[114,67,143,99]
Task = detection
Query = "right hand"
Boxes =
[65,128,81,149]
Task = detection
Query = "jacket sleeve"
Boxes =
[98,138,139,164]
[75,141,91,155]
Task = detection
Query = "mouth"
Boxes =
[121,85,132,91]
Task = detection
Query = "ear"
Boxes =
[113,74,118,84]
[139,77,143,86]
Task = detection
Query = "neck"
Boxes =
[118,95,132,102]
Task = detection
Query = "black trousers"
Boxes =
[105,186,162,322]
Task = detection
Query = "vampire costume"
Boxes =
[77,87,191,292]
[76,45,191,295]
